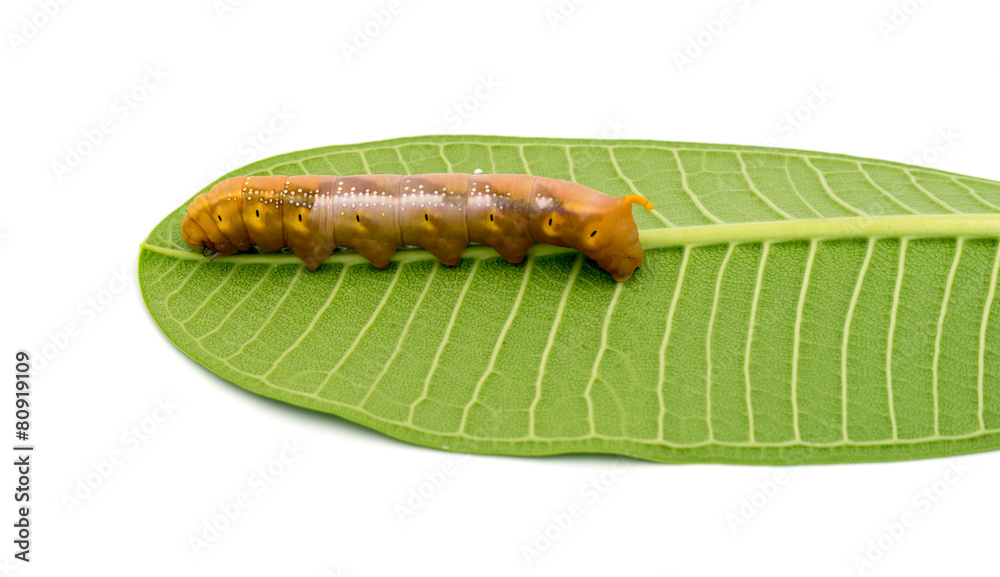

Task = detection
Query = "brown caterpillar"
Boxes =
[181,174,654,281]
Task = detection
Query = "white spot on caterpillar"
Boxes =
[473,168,483,174]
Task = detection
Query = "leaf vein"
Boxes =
[360,262,439,410]
[528,255,583,438]
[705,243,736,443]
[459,256,534,435]
[933,237,965,436]
[658,246,691,441]
[842,237,877,441]
[312,264,403,395]
[791,239,818,441]
[584,281,624,435]
[978,240,1000,431]
[408,259,482,424]
[744,241,771,443]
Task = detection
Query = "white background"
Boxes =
[3,0,1000,575]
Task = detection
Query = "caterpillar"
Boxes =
[181,174,654,281]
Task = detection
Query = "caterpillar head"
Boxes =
[181,213,213,253]
[180,177,251,257]
[578,195,652,282]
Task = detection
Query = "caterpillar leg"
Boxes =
[424,244,466,268]
[301,257,324,272]
[493,244,531,266]
[351,242,397,271]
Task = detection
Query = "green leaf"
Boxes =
[138,135,1000,464]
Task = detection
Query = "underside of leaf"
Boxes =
[139,135,1000,464]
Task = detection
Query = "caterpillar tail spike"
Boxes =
[623,194,654,211]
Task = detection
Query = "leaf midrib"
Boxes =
[140,213,1000,267]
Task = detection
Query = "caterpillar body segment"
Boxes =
[333,175,401,270]
[181,173,654,281]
